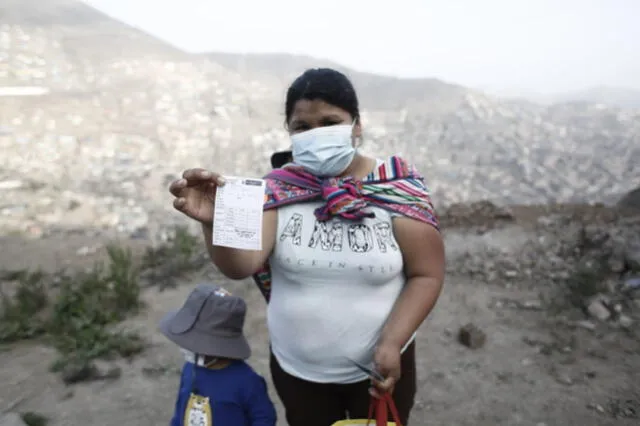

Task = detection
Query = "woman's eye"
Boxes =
[323,121,341,127]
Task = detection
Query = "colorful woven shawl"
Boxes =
[252,155,439,302]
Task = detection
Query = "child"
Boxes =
[159,284,277,426]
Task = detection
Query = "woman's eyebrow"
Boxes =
[321,114,344,121]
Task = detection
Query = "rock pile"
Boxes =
[618,186,640,210]
[446,199,640,325]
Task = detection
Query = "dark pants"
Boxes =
[270,342,416,426]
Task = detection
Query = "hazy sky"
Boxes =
[85,0,639,94]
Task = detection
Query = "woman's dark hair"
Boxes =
[284,68,360,125]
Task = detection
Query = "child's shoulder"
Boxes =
[229,361,270,394]
[232,361,266,381]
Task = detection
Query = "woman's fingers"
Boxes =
[171,169,225,198]
[173,197,188,212]
[170,168,224,219]
[182,168,208,180]
[169,178,187,197]
[368,385,381,399]
[369,377,396,399]
[182,169,225,186]
[377,376,396,393]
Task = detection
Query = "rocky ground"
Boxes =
[1,201,639,426]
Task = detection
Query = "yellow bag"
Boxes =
[331,392,402,426]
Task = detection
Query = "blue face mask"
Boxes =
[290,123,356,177]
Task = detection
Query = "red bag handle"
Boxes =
[367,392,403,426]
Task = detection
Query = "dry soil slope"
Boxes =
[203,52,640,206]
[0,0,283,196]
[2,0,639,210]
[0,0,186,66]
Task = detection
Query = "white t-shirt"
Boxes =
[267,198,414,384]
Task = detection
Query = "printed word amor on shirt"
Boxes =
[278,213,399,254]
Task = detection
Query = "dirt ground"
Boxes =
[1,224,639,426]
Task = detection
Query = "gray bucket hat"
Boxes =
[159,284,251,360]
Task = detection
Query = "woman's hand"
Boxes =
[370,340,402,397]
[169,168,225,224]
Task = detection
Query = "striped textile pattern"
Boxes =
[251,155,439,302]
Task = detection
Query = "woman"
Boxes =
[169,68,445,426]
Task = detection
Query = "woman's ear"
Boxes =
[354,120,363,138]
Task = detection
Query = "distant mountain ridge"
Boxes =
[202,52,472,113]
[0,0,638,212]
[548,86,640,109]
[497,85,640,110]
